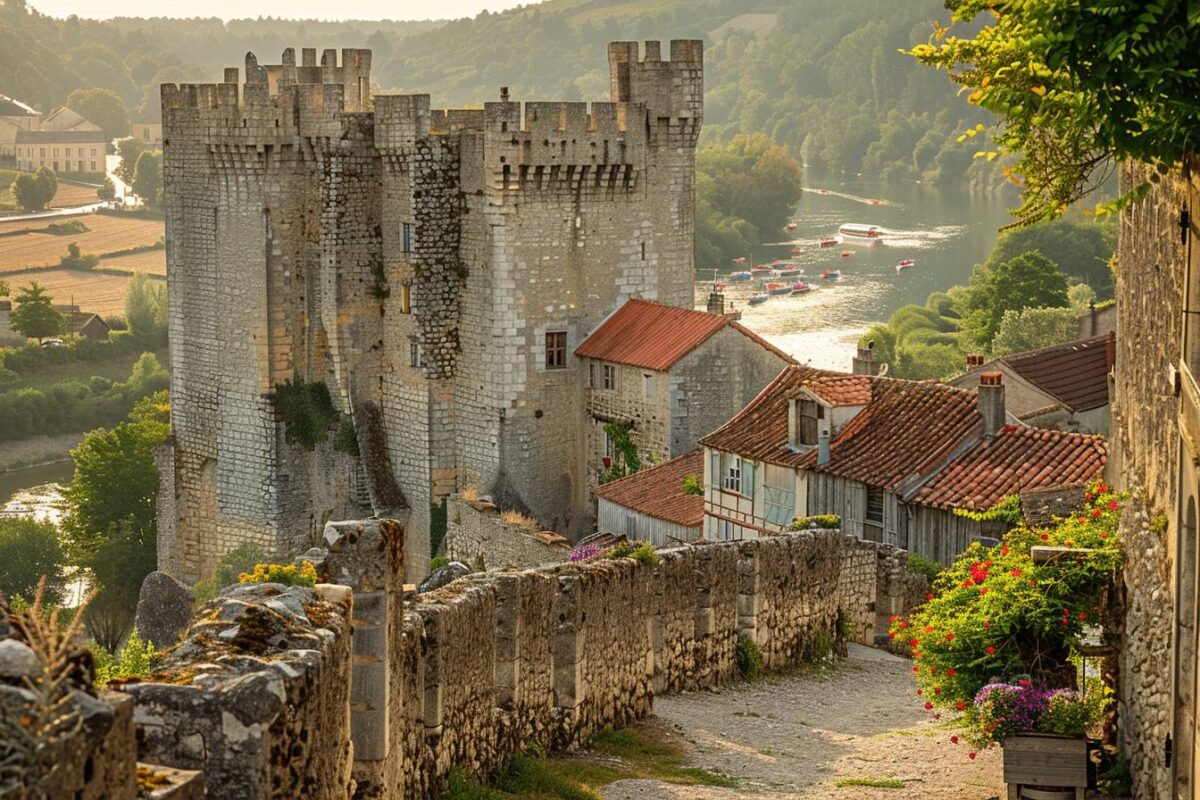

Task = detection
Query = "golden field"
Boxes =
[98,248,166,276]
[0,213,164,272]
[3,269,163,318]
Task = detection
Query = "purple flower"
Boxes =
[569,544,602,562]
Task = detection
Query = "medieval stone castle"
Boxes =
[157,41,706,580]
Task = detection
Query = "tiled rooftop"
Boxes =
[592,450,704,528]
[575,299,794,371]
[1000,334,1113,412]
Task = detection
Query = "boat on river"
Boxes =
[728,271,752,282]
[840,223,882,239]
[791,282,813,295]
[896,259,914,272]
[767,283,792,296]
[818,237,838,248]
[773,266,804,278]
[821,270,842,281]
[748,293,769,305]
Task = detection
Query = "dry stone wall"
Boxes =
[444,495,570,569]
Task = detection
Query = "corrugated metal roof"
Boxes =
[574,299,733,371]
[592,450,705,527]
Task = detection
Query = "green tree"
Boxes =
[992,307,1079,357]
[59,241,99,270]
[987,220,1116,297]
[66,87,130,138]
[9,282,64,342]
[0,517,65,604]
[963,253,1069,346]
[124,273,167,344]
[10,166,57,211]
[61,409,169,646]
[114,138,146,185]
[97,177,116,203]
[132,149,162,207]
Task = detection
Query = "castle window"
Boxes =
[641,241,646,261]
[643,373,655,399]
[603,364,616,390]
[409,340,422,369]
[399,284,411,314]
[402,222,414,253]
[797,399,822,446]
[588,363,595,388]
[545,331,567,370]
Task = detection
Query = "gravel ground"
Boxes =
[602,644,1004,799]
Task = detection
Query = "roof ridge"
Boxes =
[1002,333,1110,364]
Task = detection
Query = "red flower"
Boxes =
[927,593,934,601]
[917,689,923,696]
[899,621,908,629]
[1063,608,1070,614]
[1099,531,1110,539]
[962,579,974,588]
[909,638,919,648]
[1092,508,1103,518]
[945,633,955,642]
[1010,569,1022,577]
[912,666,919,675]
[930,667,938,675]
[1098,484,1109,493]
[924,701,934,711]
[1108,501,1119,511]
[968,752,977,761]
[933,686,942,695]
[1079,516,1089,524]
[946,668,955,678]
[1018,679,1031,687]
[1040,533,1050,541]
[982,620,992,628]
[986,645,996,655]
[1062,618,1070,626]
[934,713,942,720]
[888,632,896,640]
[888,615,898,623]
[978,587,988,596]
[956,701,965,711]
[950,735,959,744]
[1079,611,1087,620]
[1064,540,1074,548]
[924,625,935,634]
[1000,545,1009,556]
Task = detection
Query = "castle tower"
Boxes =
[160,42,702,582]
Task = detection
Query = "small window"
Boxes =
[865,485,884,524]
[722,456,741,494]
[643,373,655,400]
[402,222,414,253]
[545,331,567,370]
[603,427,616,460]
[409,340,422,369]
[399,284,411,314]
[798,399,822,446]
[641,241,646,260]
[603,364,616,390]
[588,363,595,388]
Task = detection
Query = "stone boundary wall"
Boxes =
[78,521,923,799]
[444,495,570,570]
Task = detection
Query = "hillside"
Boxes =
[2,0,992,182]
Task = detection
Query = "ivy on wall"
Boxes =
[274,377,339,451]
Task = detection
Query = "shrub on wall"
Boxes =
[791,514,840,530]
[274,377,338,450]
[238,561,317,587]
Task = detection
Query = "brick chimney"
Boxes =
[966,353,985,369]
[852,341,882,376]
[979,372,1005,439]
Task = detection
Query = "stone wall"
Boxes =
[1109,162,1190,800]
[444,495,570,570]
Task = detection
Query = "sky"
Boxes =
[27,0,533,21]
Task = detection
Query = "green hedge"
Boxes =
[0,330,162,375]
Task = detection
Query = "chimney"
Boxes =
[818,430,831,465]
[500,86,510,102]
[1089,300,1098,336]
[852,340,881,376]
[707,289,725,316]
[966,353,985,369]
[979,372,1006,439]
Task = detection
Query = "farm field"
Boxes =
[98,248,165,276]
[0,213,163,272]
[3,269,162,318]
[0,172,101,211]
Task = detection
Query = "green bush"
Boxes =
[92,627,156,688]
[193,544,266,602]
[805,628,835,664]
[429,556,450,572]
[605,540,658,565]
[333,418,359,455]
[681,474,703,496]
[735,635,763,681]
[274,377,338,450]
[906,553,944,582]
[0,517,66,604]
[790,514,840,530]
[45,219,89,235]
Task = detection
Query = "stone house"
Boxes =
[159,41,706,582]
[1079,300,1116,339]
[40,106,101,133]
[132,120,163,145]
[574,298,794,486]
[0,94,40,163]
[948,333,1114,435]
[1106,159,1200,799]
[696,366,1107,563]
[592,449,704,545]
[14,129,107,174]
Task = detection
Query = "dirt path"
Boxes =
[603,644,1004,799]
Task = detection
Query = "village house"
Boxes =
[592,449,704,545]
[948,333,1114,435]
[0,94,41,164]
[574,298,794,486]
[14,129,108,174]
[132,120,162,145]
[694,365,1107,563]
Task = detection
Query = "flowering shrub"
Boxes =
[963,680,1111,748]
[790,514,840,530]
[605,540,659,565]
[569,544,601,563]
[890,480,1123,732]
[238,560,318,587]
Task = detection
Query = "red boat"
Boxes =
[733,257,747,265]
[786,223,798,231]
[870,198,881,205]
[897,259,915,268]
[790,247,804,254]
[841,251,853,258]
[818,238,837,248]
[791,282,812,294]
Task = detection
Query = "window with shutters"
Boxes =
[865,485,884,524]
[797,398,823,445]
[545,331,566,370]
[722,454,741,494]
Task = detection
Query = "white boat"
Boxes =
[748,293,769,306]
[839,223,882,239]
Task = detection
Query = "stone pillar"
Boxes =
[737,541,762,646]
[320,518,404,785]
[551,573,584,746]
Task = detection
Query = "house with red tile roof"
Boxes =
[592,450,705,544]
[947,333,1114,435]
[697,365,1107,563]
[576,298,794,491]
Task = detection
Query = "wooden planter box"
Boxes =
[1002,734,1087,800]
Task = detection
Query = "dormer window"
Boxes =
[798,399,823,446]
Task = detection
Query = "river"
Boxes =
[0,460,73,522]
[697,178,1015,370]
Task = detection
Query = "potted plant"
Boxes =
[888,480,1124,795]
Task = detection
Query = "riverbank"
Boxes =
[0,433,80,472]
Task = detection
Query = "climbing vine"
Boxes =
[274,377,339,451]
[598,421,640,484]
[908,0,1200,224]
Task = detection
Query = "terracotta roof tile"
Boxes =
[1002,334,1113,412]
[806,375,872,406]
[912,425,1107,511]
[575,299,795,372]
[592,450,705,528]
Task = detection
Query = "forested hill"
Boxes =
[3,0,992,182]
